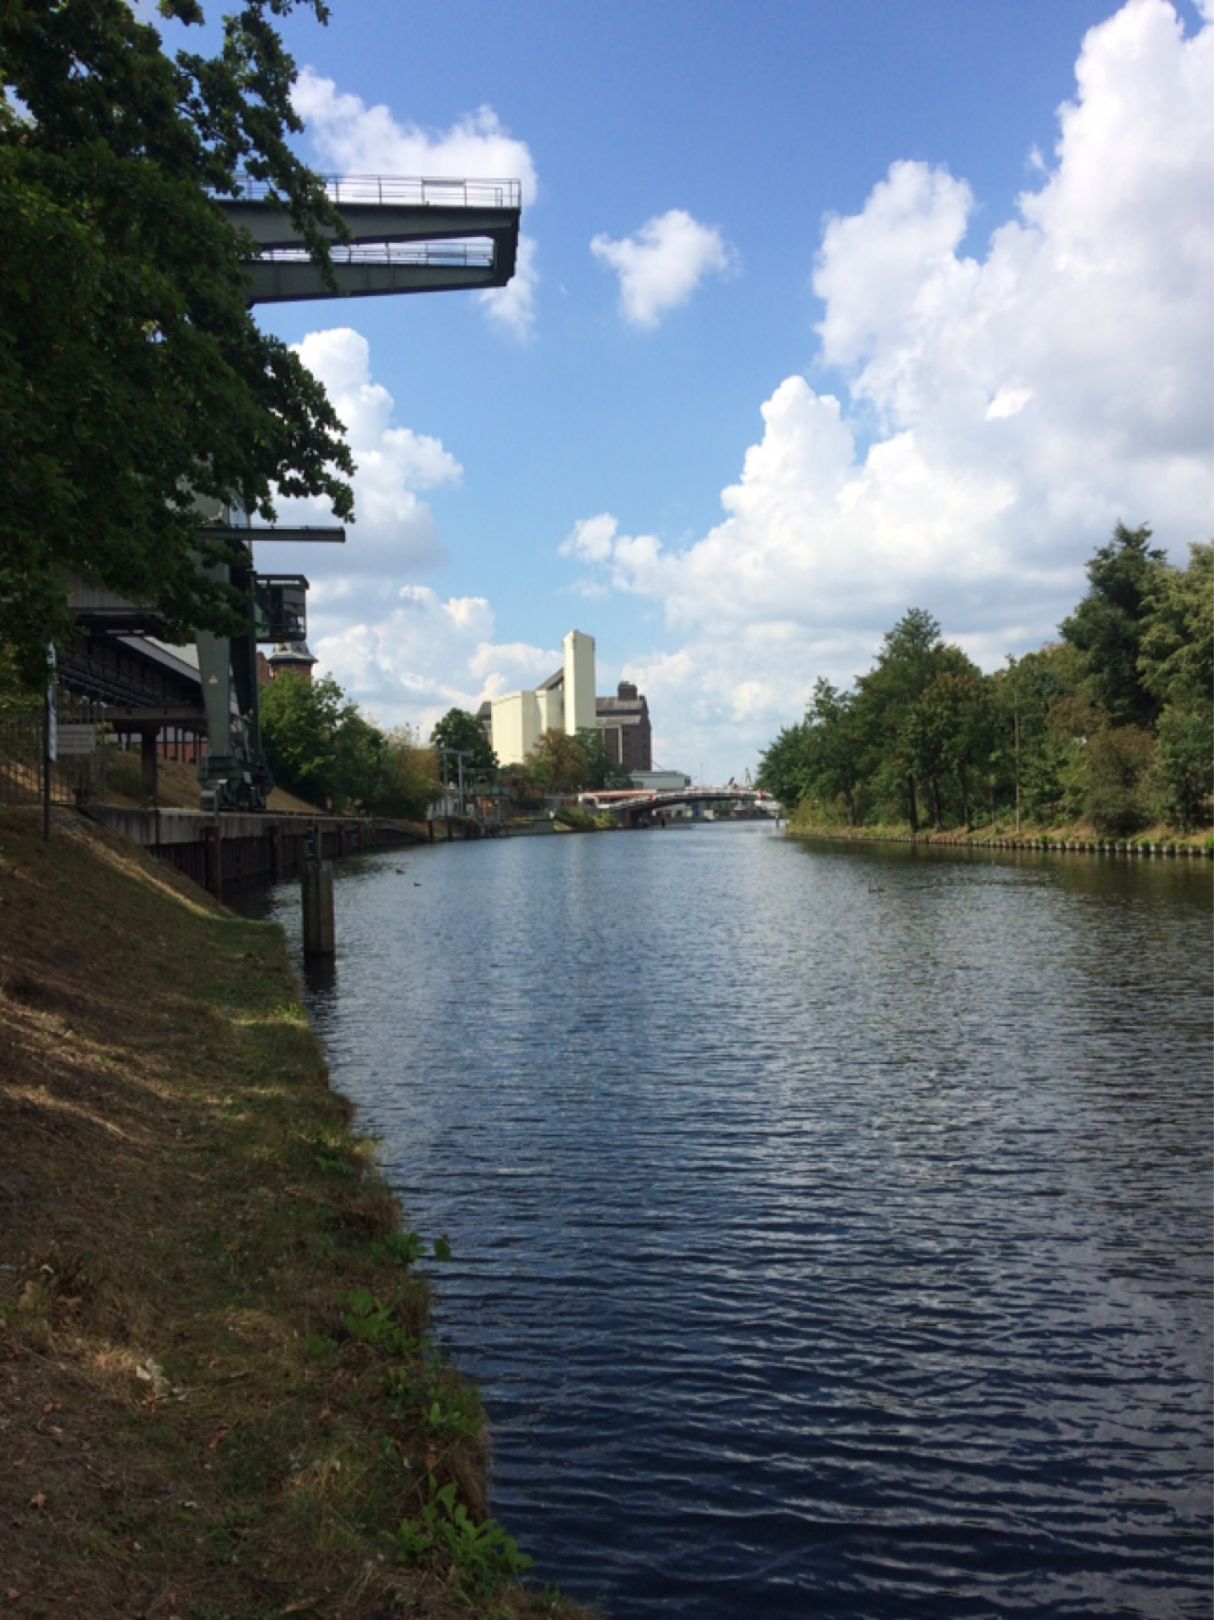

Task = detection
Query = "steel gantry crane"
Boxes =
[192,174,522,811]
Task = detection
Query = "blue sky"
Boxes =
[207,0,1210,779]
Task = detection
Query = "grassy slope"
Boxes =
[0,808,591,1620]
[104,749,320,815]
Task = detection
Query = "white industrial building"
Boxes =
[487,629,598,766]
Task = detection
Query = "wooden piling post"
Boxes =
[301,857,335,957]
[204,820,223,898]
[141,729,159,801]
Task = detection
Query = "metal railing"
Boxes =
[227,173,522,210]
[0,697,109,809]
[258,240,497,269]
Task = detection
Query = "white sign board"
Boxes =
[55,723,98,757]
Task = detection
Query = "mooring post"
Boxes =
[203,819,223,899]
[141,729,159,801]
[301,827,335,958]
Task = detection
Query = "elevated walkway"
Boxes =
[222,173,521,302]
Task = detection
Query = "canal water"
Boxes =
[259,825,1212,1619]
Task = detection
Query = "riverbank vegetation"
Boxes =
[262,674,439,821]
[516,729,632,796]
[0,808,591,1619]
[759,527,1212,843]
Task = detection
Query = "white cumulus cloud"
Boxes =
[591,209,735,328]
[274,327,460,578]
[293,71,538,204]
[478,232,539,340]
[565,0,1213,780]
[292,70,540,337]
[315,586,559,739]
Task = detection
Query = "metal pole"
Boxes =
[42,685,51,842]
[42,646,57,840]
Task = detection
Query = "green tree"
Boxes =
[989,645,1083,825]
[573,727,633,790]
[260,673,344,807]
[1076,723,1157,836]
[515,727,630,794]
[262,674,431,814]
[757,718,812,809]
[332,705,386,812]
[430,708,497,777]
[1,0,354,685]
[1060,522,1168,728]
[260,673,362,809]
[1138,541,1214,708]
[758,680,867,823]
[1138,543,1213,830]
[904,667,992,830]
[804,679,867,824]
[1154,704,1212,830]
[524,729,591,793]
[854,608,955,830]
[365,727,439,820]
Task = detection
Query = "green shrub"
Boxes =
[1154,702,1213,830]
[1079,724,1156,835]
[553,806,597,831]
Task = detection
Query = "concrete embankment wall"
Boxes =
[787,825,1212,858]
[86,806,424,894]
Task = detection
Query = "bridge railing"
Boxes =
[226,174,522,211]
[577,787,772,809]
[256,241,497,269]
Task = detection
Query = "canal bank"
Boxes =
[0,807,592,1620]
[82,804,468,898]
[783,811,1213,857]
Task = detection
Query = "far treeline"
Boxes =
[757,526,1212,838]
[260,681,634,818]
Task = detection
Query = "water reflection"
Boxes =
[264,828,1212,1620]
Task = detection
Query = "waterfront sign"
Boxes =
[55,724,98,757]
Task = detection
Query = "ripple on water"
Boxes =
[267,828,1213,1620]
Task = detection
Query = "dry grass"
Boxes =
[0,808,593,1620]
[102,750,320,815]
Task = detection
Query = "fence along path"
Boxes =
[0,698,109,810]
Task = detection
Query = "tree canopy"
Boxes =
[759,528,1213,836]
[0,0,354,683]
[524,727,632,793]
[429,708,498,776]
[260,673,438,818]
[1060,522,1168,727]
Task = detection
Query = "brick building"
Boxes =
[595,681,652,772]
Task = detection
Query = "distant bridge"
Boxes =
[577,786,779,824]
